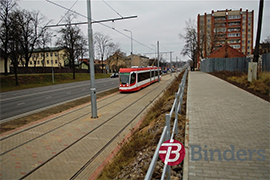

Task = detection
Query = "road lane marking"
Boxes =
[17,102,25,106]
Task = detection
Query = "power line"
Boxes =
[45,0,156,52]
[102,0,123,18]
[56,0,78,25]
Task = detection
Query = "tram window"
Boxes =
[138,72,150,82]
[130,73,136,84]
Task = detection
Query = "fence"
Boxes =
[145,67,188,180]
[201,53,270,73]
[262,53,270,72]
[200,57,251,73]
[9,66,107,74]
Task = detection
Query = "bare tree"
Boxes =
[14,9,49,72]
[94,32,120,73]
[179,19,198,69]
[56,13,87,79]
[0,0,17,75]
[37,31,53,71]
[263,35,270,43]
[9,10,23,86]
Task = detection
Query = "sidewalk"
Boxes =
[185,71,269,179]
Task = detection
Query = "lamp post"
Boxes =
[151,44,156,66]
[50,34,56,84]
[124,29,133,66]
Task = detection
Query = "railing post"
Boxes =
[165,114,170,140]
[166,166,171,180]
[174,93,178,135]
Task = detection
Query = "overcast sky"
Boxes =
[19,0,270,61]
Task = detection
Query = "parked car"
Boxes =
[110,73,119,78]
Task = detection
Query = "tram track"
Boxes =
[19,82,164,179]
[0,74,176,180]
[0,93,127,156]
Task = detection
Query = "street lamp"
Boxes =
[50,34,56,83]
[151,44,156,65]
[124,29,133,66]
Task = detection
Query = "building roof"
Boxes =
[32,46,66,53]
[208,44,246,58]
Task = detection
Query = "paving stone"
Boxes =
[185,71,270,179]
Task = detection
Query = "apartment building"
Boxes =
[197,9,254,61]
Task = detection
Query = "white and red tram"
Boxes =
[119,66,161,92]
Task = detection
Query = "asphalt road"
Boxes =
[0,77,119,123]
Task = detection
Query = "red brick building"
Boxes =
[197,9,254,67]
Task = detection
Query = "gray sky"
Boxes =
[19,0,270,61]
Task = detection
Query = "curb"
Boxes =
[182,71,190,180]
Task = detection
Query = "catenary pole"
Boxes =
[87,0,98,118]
[157,41,160,82]
[170,51,172,76]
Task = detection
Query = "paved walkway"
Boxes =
[185,71,269,179]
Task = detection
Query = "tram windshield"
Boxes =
[120,73,130,84]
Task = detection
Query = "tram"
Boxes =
[119,66,161,92]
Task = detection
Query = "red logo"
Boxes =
[159,139,185,166]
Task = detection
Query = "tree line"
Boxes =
[0,0,120,85]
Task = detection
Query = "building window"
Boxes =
[55,60,58,64]
[228,15,240,19]
[30,61,33,65]
[55,52,58,56]
[46,53,49,57]
[50,53,53,57]
[228,33,240,37]
[37,61,40,65]
[47,60,49,64]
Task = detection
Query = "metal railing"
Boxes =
[145,67,188,180]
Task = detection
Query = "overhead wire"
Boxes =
[102,0,123,18]
[56,0,78,25]
[45,0,156,52]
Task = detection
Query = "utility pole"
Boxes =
[157,41,160,82]
[170,52,172,76]
[124,29,133,66]
[87,0,97,118]
[253,0,264,62]
[46,0,137,118]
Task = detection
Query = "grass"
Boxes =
[0,73,111,92]
[98,72,187,179]
[210,71,270,102]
